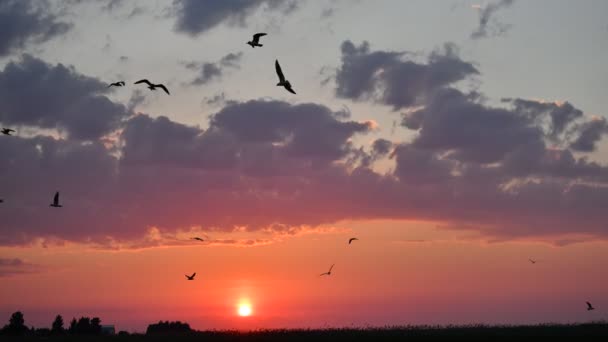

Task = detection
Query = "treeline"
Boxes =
[0,311,193,337]
[0,311,118,336]
[146,321,192,335]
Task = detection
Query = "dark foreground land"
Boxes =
[4,323,608,341]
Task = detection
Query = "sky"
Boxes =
[1,0,608,333]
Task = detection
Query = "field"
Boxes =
[3,322,608,341]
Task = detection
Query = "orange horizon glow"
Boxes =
[2,220,608,332]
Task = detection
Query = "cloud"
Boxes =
[0,258,40,277]
[0,0,71,57]
[471,0,516,40]
[569,117,608,152]
[171,0,298,36]
[1,42,608,247]
[0,54,130,140]
[333,41,478,110]
[185,52,243,86]
[0,99,374,245]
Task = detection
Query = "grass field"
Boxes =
[3,322,608,340]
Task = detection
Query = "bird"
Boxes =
[1,128,15,136]
[275,60,296,94]
[191,237,205,242]
[49,192,62,208]
[247,33,267,48]
[349,238,359,244]
[134,79,170,95]
[587,301,595,311]
[185,273,196,280]
[320,264,334,276]
[529,258,537,264]
[108,81,126,88]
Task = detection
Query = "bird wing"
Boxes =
[156,84,170,95]
[191,272,196,278]
[328,264,334,272]
[134,79,152,86]
[285,84,296,94]
[53,192,59,204]
[275,60,285,82]
[253,33,267,42]
[587,302,592,308]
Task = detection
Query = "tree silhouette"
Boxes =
[51,315,64,334]
[2,311,28,335]
[69,318,77,333]
[91,317,101,334]
[75,317,90,334]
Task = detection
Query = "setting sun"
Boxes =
[238,304,252,317]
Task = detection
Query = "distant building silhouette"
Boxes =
[101,325,115,335]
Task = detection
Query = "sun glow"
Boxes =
[238,304,252,317]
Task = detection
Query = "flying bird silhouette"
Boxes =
[1,128,15,136]
[320,264,335,276]
[134,79,170,95]
[49,192,62,208]
[108,81,126,88]
[191,237,205,242]
[587,301,595,311]
[529,258,537,264]
[275,60,296,94]
[349,238,359,244]
[247,33,267,48]
[185,273,196,280]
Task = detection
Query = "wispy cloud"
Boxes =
[471,0,516,39]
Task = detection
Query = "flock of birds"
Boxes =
[0,32,600,314]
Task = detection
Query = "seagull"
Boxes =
[108,81,126,88]
[349,238,359,244]
[134,79,170,95]
[191,237,205,242]
[529,258,537,264]
[247,33,267,48]
[185,273,196,280]
[587,301,595,311]
[320,264,334,276]
[1,128,15,136]
[49,192,62,208]
[275,60,296,94]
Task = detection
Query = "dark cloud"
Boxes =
[334,41,478,110]
[0,55,130,140]
[0,258,40,277]
[186,52,243,85]
[0,0,71,57]
[471,0,516,40]
[209,100,374,161]
[569,117,608,152]
[171,0,298,36]
[504,98,583,142]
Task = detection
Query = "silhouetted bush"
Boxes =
[146,320,192,335]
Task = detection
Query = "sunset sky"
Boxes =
[1,0,608,333]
